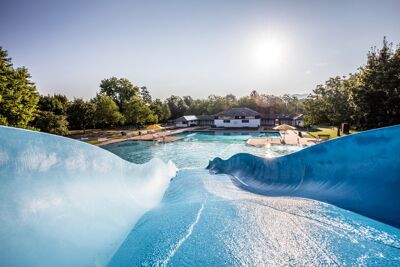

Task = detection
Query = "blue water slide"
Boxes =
[0,126,176,267]
[207,125,400,227]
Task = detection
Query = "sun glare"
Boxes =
[250,37,286,70]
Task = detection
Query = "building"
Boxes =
[196,115,214,126]
[174,115,214,127]
[174,108,304,128]
[174,116,199,127]
[214,107,261,128]
[261,114,304,127]
[292,114,304,127]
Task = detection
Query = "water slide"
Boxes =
[0,126,176,266]
[207,125,400,228]
[1,125,399,266]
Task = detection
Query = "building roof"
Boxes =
[196,115,213,120]
[215,107,260,117]
[174,111,303,122]
[293,114,304,120]
[175,115,198,122]
[261,114,297,120]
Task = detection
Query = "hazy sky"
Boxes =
[1,0,399,100]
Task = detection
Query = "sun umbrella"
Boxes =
[273,124,296,143]
[273,124,296,131]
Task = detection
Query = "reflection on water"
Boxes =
[104,139,301,168]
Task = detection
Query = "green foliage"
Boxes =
[32,94,70,134]
[34,111,69,135]
[123,96,157,127]
[99,77,139,110]
[67,98,95,130]
[304,37,400,131]
[183,92,304,117]
[93,95,124,128]
[304,76,352,134]
[38,94,69,115]
[166,95,189,119]
[0,47,39,128]
[350,37,400,129]
[160,103,171,122]
[150,99,171,122]
[140,86,152,104]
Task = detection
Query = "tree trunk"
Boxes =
[337,124,341,137]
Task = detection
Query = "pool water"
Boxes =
[103,131,400,266]
[172,131,281,143]
[104,139,298,169]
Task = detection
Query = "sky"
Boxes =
[1,0,399,100]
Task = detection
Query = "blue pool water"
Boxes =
[1,127,400,266]
[172,131,281,143]
[103,134,297,168]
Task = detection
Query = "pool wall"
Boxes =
[207,125,400,227]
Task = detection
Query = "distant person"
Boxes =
[298,131,303,138]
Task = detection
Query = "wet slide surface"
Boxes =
[109,169,400,266]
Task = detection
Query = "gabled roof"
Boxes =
[293,114,304,120]
[175,115,198,122]
[215,107,260,117]
[196,115,213,120]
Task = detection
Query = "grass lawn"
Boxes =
[307,126,359,139]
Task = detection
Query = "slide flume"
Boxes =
[0,126,177,267]
[207,125,400,228]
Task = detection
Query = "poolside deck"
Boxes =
[97,127,194,146]
[95,127,319,147]
[247,130,318,147]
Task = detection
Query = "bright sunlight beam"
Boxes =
[250,36,287,70]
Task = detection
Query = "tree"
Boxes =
[150,99,171,122]
[0,47,39,128]
[350,37,400,129]
[166,95,188,119]
[32,94,71,134]
[34,111,69,135]
[38,94,69,115]
[67,98,95,131]
[183,96,193,107]
[99,77,139,110]
[160,102,171,122]
[123,96,157,127]
[206,95,231,114]
[93,95,124,128]
[140,86,152,104]
[304,76,352,135]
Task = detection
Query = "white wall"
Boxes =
[176,120,198,127]
[214,119,260,128]
[176,122,189,128]
[294,120,304,127]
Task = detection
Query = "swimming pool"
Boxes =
[172,130,281,143]
[104,131,295,168]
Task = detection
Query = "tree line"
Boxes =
[0,46,305,135]
[304,37,400,134]
[2,37,398,135]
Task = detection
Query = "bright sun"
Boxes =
[250,37,286,69]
